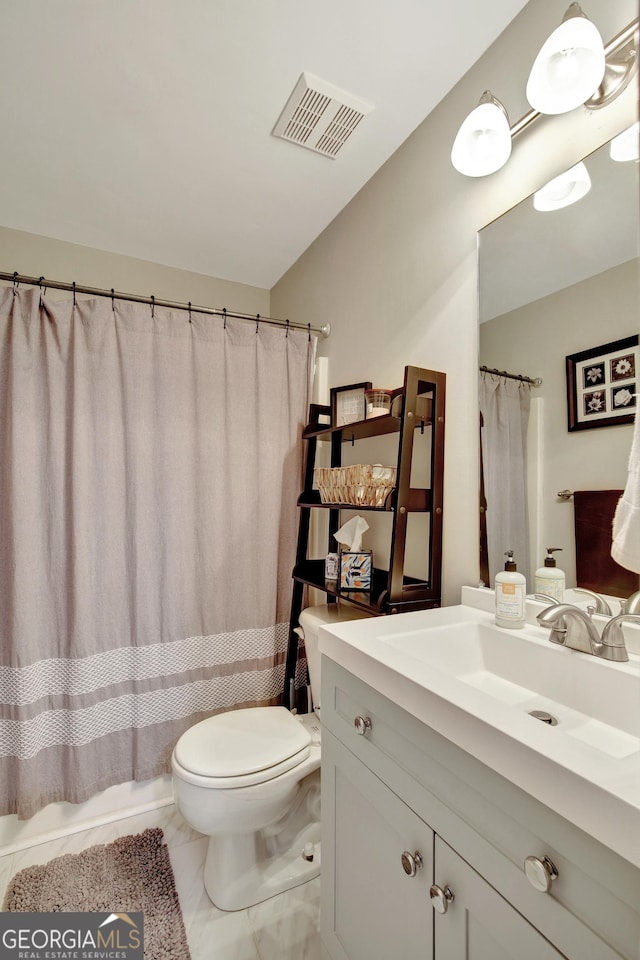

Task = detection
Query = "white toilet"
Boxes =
[171,603,369,911]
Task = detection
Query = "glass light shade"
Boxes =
[533,161,591,211]
[610,122,640,162]
[451,97,512,177]
[526,11,605,114]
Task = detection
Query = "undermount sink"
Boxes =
[381,617,640,759]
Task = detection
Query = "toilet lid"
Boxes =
[174,706,311,779]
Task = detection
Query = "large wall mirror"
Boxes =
[478,125,640,609]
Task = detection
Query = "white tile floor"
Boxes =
[0,804,321,960]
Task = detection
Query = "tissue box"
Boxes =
[339,550,372,591]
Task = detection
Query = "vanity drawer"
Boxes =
[321,656,640,960]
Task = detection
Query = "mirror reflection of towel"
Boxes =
[574,490,639,596]
[612,409,640,575]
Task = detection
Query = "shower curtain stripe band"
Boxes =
[1,270,331,338]
[0,625,291,705]
[0,663,290,760]
[480,364,542,386]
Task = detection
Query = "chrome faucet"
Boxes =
[620,591,640,616]
[536,604,638,662]
[530,589,612,615]
[570,588,613,616]
[530,593,558,604]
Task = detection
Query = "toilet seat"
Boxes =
[173,706,312,789]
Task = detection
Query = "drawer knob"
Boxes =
[430,884,455,914]
[353,715,372,736]
[401,850,423,877]
[524,855,558,893]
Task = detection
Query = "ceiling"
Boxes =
[1,0,530,291]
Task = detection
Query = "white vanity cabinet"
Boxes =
[323,729,434,960]
[320,657,640,960]
[431,837,564,959]
[323,729,564,960]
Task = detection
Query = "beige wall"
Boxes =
[480,259,639,587]
[271,0,638,605]
[0,224,270,316]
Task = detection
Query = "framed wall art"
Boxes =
[330,381,371,427]
[566,334,638,431]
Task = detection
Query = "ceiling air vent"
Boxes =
[272,72,373,158]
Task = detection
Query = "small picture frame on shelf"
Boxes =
[566,335,638,431]
[330,381,371,427]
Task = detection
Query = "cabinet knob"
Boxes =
[430,884,455,914]
[401,850,423,877]
[524,856,558,893]
[353,715,372,736]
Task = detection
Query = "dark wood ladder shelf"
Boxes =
[283,365,446,709]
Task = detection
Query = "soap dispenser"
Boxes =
[535,547,565,602]
[495,550,526,629]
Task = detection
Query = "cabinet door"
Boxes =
[433,838,566,960]
[322,729,434,960]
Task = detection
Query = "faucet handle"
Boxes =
[620,592,640,616]
[600,614,639,663]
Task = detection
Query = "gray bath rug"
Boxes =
[2,826,191,960]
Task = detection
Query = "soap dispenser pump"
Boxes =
[535,547,565,602]
[495,550,526,629]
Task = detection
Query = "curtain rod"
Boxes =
[0,270,331,339]
[480,364,542,386]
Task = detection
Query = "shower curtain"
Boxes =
[479,373,531,587]
[0,287,315,818]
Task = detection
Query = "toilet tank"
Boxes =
[298,603,372,714]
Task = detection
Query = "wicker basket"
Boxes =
[314,464,396,507]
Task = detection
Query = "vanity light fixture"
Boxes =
[451,14,638,178]
[533,161,591,211]
[609,121,640,162]
[450,91,512,177]
[526,3,605,115]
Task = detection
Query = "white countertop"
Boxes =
[318,587,640,869]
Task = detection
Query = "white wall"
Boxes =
[480,259,639,586]
[271,0,638,605]
[0,224,270,316]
